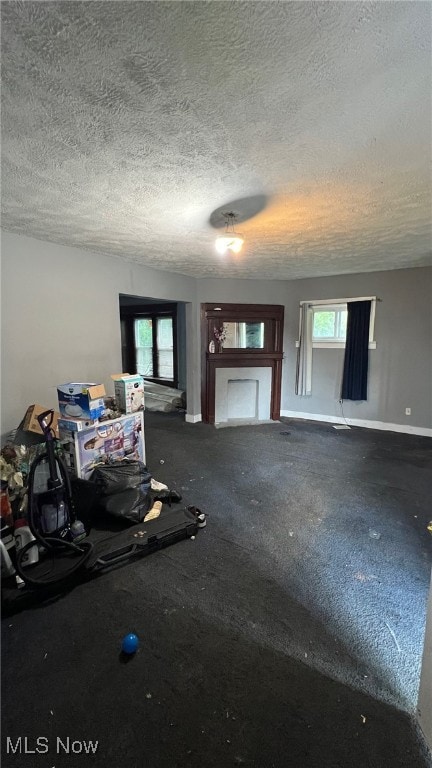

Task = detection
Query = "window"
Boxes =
[297,297,377,349]
[134,316,174,380]
[156,317,174,379]
[312,305,347,342]
[120,302,177,386]
[134,318,154,377]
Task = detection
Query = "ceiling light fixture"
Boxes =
[215,212,244,255]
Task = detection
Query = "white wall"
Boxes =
[1,231,196,436]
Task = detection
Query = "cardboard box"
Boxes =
[58,417,97,435]
[111,374,144,414]
[57,383,106,420]
[23,404,60,438]
[61,412,145,481]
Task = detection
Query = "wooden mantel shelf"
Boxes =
[206,350,282,360]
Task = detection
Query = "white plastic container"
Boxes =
[0,539,16,577]
[14,520,39,566]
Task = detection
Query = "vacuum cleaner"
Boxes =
[14,409,93,587]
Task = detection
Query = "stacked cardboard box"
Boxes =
[60,412,146,480]
[57,382,105,468]
[58,379,146,478]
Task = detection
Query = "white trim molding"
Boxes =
[280,410,432,437]
[185,413,202,424]
[295,340,377,349]
[300,295,377,306]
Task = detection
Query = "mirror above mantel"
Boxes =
[201,303,284,424]
[222,321,265,349]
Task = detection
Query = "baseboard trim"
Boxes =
[185,413,202,424]
[280,410,432,437]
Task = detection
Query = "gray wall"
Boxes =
[176,303,187,392]
[1,231,196,436]
[282,268,432,428]
[198,267,432,429]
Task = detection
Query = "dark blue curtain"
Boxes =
[341,300,371,401]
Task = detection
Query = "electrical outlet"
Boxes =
[405,407,411,416]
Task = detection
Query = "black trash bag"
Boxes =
[98,487,151,524]
[70,476,102,533]
[89,460,152,525]
[90,460,151,496]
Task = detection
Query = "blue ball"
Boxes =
[121,633,139,654]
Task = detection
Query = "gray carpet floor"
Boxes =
[2,412,431,767]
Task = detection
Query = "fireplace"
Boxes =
[201,304,284,425]
[215,368,272,423]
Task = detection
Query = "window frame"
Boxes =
[296,296,377,349]
[120,303,178,387]
[311,304,348,344]
[134,317,155,378]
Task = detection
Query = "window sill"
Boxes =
[295,341,377,349]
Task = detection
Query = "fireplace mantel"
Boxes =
[200,304,284,424]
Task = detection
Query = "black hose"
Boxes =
[15,537,93,587]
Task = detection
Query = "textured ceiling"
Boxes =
[1,1,431,280]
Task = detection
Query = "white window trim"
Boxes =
[295,296,377,349]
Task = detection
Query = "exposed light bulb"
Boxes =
[215,211,244,255]
[215,235,244,255]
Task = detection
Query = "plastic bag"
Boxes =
[89,460,152,524]
[98,488,150,524]
[90,460,151,496]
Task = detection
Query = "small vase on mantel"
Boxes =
[217,342,224,353]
